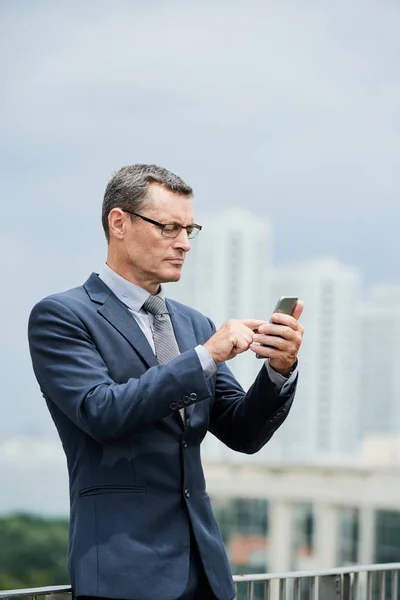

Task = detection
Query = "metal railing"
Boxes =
[0,586,71,600]
[233,563,400,599]
[1,563,400,600]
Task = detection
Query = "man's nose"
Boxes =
[174,228,191,252]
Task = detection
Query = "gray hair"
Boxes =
[101,164,193,242]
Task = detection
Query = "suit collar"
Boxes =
[83,271,165,307]
[83,272,114,304]
[98,264,166,313]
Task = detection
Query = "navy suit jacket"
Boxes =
[28,273,296,600]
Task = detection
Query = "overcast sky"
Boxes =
[1,1,399,436]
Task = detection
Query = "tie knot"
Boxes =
[143,295,168,316]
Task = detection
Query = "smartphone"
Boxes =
[255,296,298,358]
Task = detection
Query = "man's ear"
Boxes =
[108,208,127,240]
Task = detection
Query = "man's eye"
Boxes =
[163,224,180,234]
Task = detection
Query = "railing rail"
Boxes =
[0,586,71,599]
[1,562,400,599]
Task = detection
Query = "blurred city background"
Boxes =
[1,0,400,597]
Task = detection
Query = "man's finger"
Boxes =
[271,301,304,327]
[241,319,269,330]
[258,323,295,338]
[253,334,286,349]
[292,300,304,321]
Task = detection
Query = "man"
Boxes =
[28,164,304,600]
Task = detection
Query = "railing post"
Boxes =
[351,572,359,600]
[278,578,286,600]
[366,571,373,600]
[391,570,398,599]
[342,574,351,600]
[378,571,385,600]
[293,578,301,600]
[310,576,316,599]
[263,579,271,600]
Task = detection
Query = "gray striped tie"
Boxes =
[143,294,186,425]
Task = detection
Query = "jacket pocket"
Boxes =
[79,485,146,497]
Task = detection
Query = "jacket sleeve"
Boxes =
[28,298,211,443]
[207,320,297,455]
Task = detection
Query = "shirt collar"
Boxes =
[99,263,165,312]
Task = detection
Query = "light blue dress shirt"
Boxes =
[99,264,297,394]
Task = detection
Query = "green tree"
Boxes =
[0,513,69,590]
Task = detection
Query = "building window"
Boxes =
[291,502,314,571]
[337,507,359,565]
[375,510,400,564]
[211,496,268,566]
[211,496,268,600]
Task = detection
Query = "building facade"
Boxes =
[359,284,400,439]
[268,258,362,460]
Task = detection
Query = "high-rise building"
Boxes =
[359,284,400,438]
[268,258,362,460]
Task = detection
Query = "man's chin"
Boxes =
[160,265,183,283]
[167,272,182,282]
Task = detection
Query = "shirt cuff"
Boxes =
[264,360,298,395]
[195,345,217,380]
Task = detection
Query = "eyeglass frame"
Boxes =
[122,209,202,239]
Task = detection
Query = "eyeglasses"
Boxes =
[122,210,202,239]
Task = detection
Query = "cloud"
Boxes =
[1,0,399,222]
[0,0,399,436]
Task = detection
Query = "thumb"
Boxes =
[292,300,304,321]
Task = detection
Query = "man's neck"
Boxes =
[105,260,160,295]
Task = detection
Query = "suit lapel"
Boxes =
[84,273,158,368]
[167,300,199,423]
[98,297,158,368]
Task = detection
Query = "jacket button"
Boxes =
[183,396,191,405]
[169,402,177,411]
[184,488,191,498]
[176,399,184,409]
[182,441,188,449]
[189,393,197,401]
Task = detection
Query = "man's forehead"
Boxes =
[146,186,194,221]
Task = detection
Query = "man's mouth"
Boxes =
[166,258,184,264]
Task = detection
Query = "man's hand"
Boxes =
[203,319,268,364]
[250,301,304,376]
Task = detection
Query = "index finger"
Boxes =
[241,319,269,331]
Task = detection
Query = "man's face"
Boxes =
[111,183,195,290]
